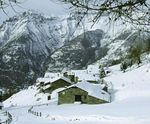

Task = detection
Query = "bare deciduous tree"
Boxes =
[0,0,150,26]
[0,0,25,16]
[58,0,150,26]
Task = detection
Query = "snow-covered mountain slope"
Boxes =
[3,61,150,124]
[1,10,125,88]
[0,10,149,89]
[0,11,64,87]
[0,11,107,88]
[47,29,107,71]
[99,30,150,65]
[4,61,150,106]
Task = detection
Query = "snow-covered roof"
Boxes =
[36,76,72,87]
[46,76,72,85]
[69,70,87,75]
[36,78,53,86]
[51,88,66,99]
[78,73,99,82]
[36,78,51,83]
[44,72,61,78]
[87,65,100,74]
[42,76,72,90]
[59,80,110,102]
[69,70,99,82]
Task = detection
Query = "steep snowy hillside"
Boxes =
[99,30,150,65]
[3,86,53,107]
[47,29,108,71]
[0,11,66,87]
[0,10,149,89]
[0,11,108,88]
[3,61,150,124]
[4,61,150,105]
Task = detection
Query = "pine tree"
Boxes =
[100,67,106,78]
[128,45,142,66]
[120,61,128,72]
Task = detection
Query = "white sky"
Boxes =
[0,0,69,23]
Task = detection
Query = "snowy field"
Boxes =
[3,63,150,124]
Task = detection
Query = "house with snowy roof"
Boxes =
[87,64,100,75]
[67,70,100,83]
[63,71,79,83]
[36,72,63,87]
[58,80,110,105]
[40,76,72,94]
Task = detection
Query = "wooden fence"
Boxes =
[28,107,42,117]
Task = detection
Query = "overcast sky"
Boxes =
[0,0,68,23]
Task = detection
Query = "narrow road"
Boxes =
[4,106,87,124]
[4,103,150,124]
[4,107,52,124]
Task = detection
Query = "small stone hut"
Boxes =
[58,81,110,105]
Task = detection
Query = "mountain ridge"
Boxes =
[0,11,108,88]
[0,11,149,89]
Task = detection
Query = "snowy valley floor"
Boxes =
[3,63,150,124]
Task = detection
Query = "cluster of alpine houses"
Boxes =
[36,65,111,105]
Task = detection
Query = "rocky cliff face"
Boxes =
[47,29,108,72]
[0,11,74,88]
[0,11,108,88]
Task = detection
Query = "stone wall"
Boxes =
[58,87,108,105]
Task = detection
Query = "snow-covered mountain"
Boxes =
[0,11,109,88]
[0,11,149,89]
[99,29,150,65]
[47,29,107,71]
[0,11,67,87]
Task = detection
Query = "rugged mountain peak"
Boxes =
[0,11,68,88]
[1,11,148,89]
[0,11,108,88]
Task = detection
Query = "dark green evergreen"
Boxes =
[120,61,128,72]
[100,67,106,78]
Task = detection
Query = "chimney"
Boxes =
[68,74,75,82]
[74,76,79,83]
[63,72,68,78]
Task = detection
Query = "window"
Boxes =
[75,95,82,101]
[47,96,51,100]
[102,92,105,94]
[40,82,44,86]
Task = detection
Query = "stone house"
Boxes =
[58,80,110,105]
[42,76,72,94]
